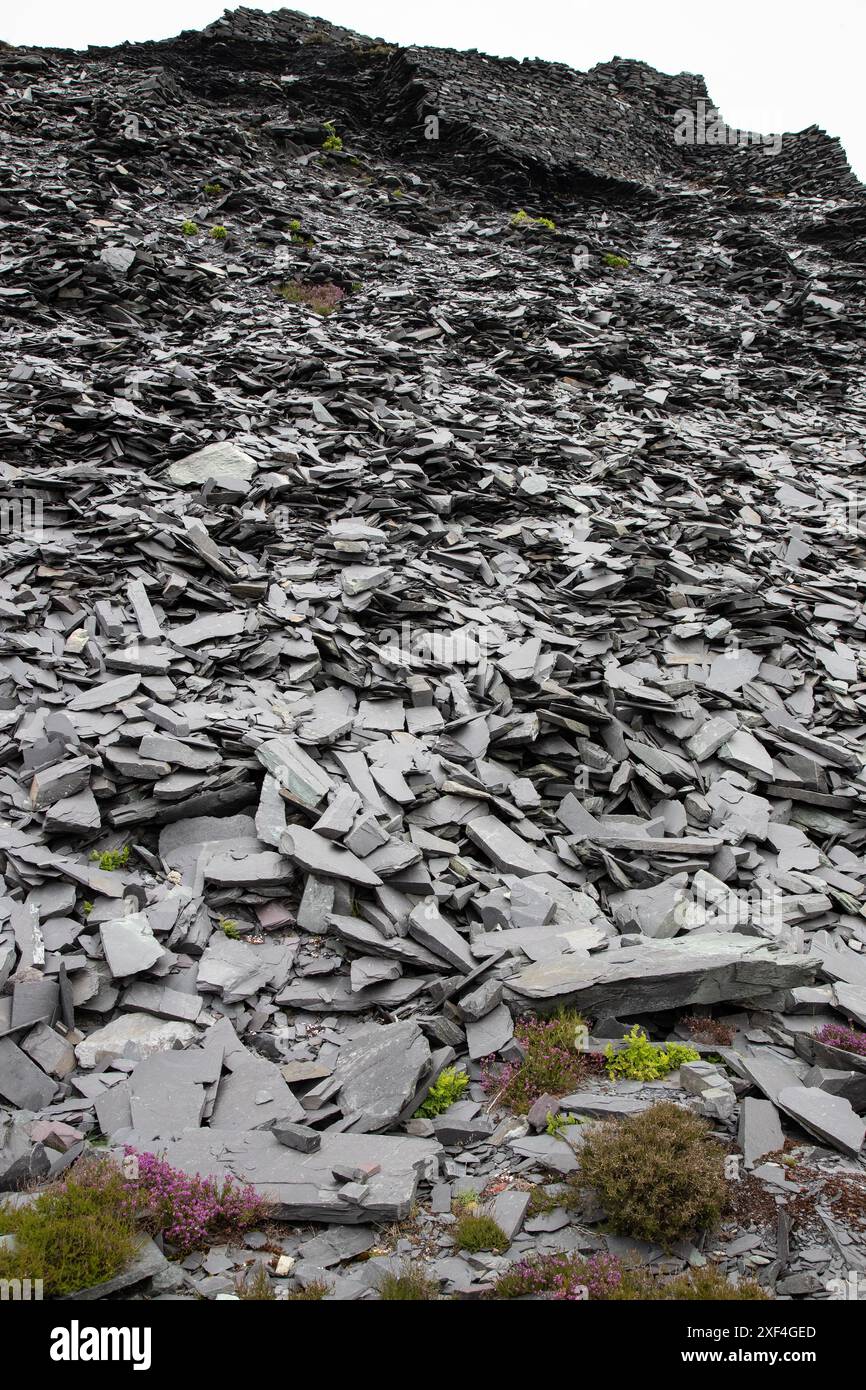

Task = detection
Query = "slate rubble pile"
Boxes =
[1,7,866,1300]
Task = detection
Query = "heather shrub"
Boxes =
[414,1065,469,1118]
[814,1022,866,1058]
[278,280,345,315]
[127,1148,267,1254]
[493,1251,629,1300]
[606,1025,700,1082]
[576,1102,727,1247]
[682,1015,735,1047]
[481,1010,597,1114]
[0,1157,138,1295]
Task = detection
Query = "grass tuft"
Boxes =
[452,1212,509,1254]
[378,1262,440,1300]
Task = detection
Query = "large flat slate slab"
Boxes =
[112,1129,441,1223]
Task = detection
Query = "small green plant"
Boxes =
[603,252,630,269]
[510,209,556,231]
[82,900,93,917]
[576,1102,728,1248]
[321,122,343,152]
[235,1263,275,1299]
[202,182,223,196]
[219,919,240,939]
[452,1212,509,1254]
[351,280,362,292]
[287,219,314,246]
[545,1111,583,1137]
[89,845,130,872]
[452,1189,479,1213]
[210,225,227,241]
[414,1066,469,1118]
[181,219,199,236]
[605,1025,699,1082]
[378,1262,440,1300]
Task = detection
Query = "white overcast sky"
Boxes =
[6,1,865,179]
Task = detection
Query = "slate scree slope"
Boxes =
[1,6,866,1300]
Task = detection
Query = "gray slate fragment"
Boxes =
[167,441,258,487]
[408,898,474,972]
[330,1021,431,1131]
[777,1085,865,1158]
[465,1003,514,1060]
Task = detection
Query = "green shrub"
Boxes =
[210,225,228,241]
[0,1164,138,1295]
[603,253,630,269]
[89,844,129,871]
[605,1025,699,1081]
[321,122,343,152]
[452,1213,509,1253]
[181,219,199,236]
[378,1262,440,1300]
[414,1066,469,1118]
[219,918,240,939]
[576,1102,728,1248]
[202,182,223,196]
